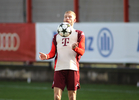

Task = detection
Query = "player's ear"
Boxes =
[74,18,76,23]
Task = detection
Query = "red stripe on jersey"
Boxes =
[54,53,58,70]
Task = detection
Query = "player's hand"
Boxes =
[39,52,47,60]
[72,42,78,49]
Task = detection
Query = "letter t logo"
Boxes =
[62,38,69,46]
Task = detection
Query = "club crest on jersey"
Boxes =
[62,38,69,46]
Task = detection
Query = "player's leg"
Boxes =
[52,70,66,100]
[54,87,63,100]
[67,70,80,100]
[68,90,77,100]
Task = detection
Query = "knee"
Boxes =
[68,91,76,100]
[69,95,75,100]
[54,94,61,100]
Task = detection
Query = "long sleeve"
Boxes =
[46,34,57,59]
[47,42,56,59]
[73,31,85,56]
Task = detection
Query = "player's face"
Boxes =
[63,13,76,27]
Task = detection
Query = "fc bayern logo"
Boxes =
[97,28,114,57]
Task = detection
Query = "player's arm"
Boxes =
[46,42,56,59]
[72,34,85,56]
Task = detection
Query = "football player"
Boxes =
[39,10,85,100]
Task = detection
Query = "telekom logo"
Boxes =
[62,38,69,46]
[0,33,20,51]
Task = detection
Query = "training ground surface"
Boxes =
[0,81,139,100]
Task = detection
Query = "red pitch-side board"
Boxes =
[0,23,36,61]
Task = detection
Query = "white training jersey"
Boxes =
[55,29,78,71]
[47,28,85,71]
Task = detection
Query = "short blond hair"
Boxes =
[64,10,76,18]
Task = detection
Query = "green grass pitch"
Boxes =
[0,81,139,100]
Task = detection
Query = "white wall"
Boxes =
[36,23,139,63]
